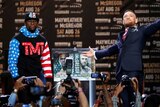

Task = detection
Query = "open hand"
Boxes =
[82,46,95,57]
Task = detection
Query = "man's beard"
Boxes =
[124,21,136,27]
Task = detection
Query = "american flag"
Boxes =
[54,58,62,74]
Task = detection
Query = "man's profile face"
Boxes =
[80,55,88,66]
[123,11,137,27]
[59,54,66,66]
[25,19,38,32]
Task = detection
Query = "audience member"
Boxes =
[52,79,89,107]
[93,77,142,107]
[8,76,45,107]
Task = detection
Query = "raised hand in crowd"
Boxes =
[131,77,142,107]
[113,83,125,97]
[46,81,52,92]
[102,84,113,107]
[54,83,66,100]
[34,77,45,87]
[131,77,139,93]
[14,76,27,91]
[72,79,89,107]
[93,91,103,107]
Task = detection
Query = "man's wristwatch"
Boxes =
[13,88,18,93]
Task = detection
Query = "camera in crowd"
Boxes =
[91,72,108,82]
[62,57,77,90]
[51,57,79,106]
[63,57,79,105]
[22,76,37,86]
[121,75,131,87]
[121,75,136,106]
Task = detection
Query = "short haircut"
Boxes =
[123,9,137,18]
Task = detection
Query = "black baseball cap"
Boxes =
[25,12,39,22]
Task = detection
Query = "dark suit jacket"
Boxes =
[95,19,160,76]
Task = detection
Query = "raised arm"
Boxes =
[144,19,160,37]
[73,79,89,107]
[82,44,119,60]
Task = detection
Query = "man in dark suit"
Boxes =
[83,10,160,107]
